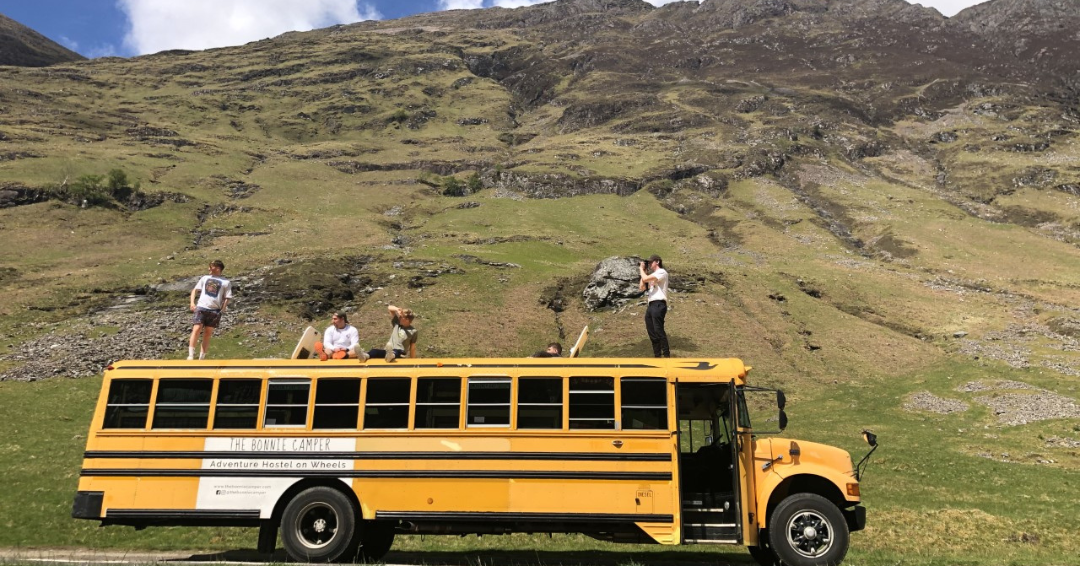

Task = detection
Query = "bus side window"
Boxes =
[467,376,511,427]
[415,377,461,429]
[264,378,310,427]
[621,377,667,430]
[152,379,213,429]
[518,377,562,429]
[214,378,261,429]
[364,377,410,429]
[102,379,153,429]
[569,376,615,429]
[314,378,361,429]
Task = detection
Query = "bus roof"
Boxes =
[106,357,750,384]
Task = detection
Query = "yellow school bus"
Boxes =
[73,357,874,566]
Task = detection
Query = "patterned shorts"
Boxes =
[193,308,222,328]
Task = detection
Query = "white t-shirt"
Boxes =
[324,324,359,351]
[646,267,669,302]
[194,275,232,310]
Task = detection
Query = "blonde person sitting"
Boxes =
[314,312,367,361]
[364,305,417,362]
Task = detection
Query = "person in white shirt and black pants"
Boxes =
[639,254,670,358]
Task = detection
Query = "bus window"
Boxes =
[264,378,310,427]
[621,377,667,430]
[314,378,361,429]
[415,377,461,429]
[467,376,510,427]
[152,379,213,429]
[569,376,614,430]
[517,377,562,429]
[364,377,410,429]
[213,378,261,429]
[102,379,152,429]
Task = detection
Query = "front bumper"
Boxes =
[843,505,866,532]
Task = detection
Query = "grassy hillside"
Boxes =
[0,1,1078,564]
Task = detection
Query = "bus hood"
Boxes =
[753,437,856,478]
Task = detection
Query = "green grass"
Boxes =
[2,356,1077,565]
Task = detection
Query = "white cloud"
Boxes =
[438,0,486,9]
[908,1,985,17]
[118,0,383,56]
[440,1,703,11]
[491,0,549,8]
[59,36,79,52]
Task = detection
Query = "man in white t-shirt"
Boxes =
[315,312,367,361]
[638,254,670,358]
[188,259,233,360]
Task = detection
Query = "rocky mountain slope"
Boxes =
[0,0,1077,380]
[0,13,84,67]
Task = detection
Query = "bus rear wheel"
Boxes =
[768,493,848,566]
[280,487,358,563]
[356,520,396,562]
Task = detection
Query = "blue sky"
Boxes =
[0,0,988,59]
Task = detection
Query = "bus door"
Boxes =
[675,381,740,543]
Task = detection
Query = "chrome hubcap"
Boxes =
[786,510,833,558]
[294,502,339,550]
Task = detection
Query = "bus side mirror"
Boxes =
[778,409,788,431]
[777,390,786,410]
[863,430,877,447]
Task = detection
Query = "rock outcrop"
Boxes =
[582,256,644,310]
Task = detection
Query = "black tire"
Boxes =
[748,543,779,566]
[767,493,849,566]
[355,520,396,563]
[280,487,359,563]
[748,534,779,566]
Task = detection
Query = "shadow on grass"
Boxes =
[182,548,755,565]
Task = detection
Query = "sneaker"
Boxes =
[358,352,370,362]
[186,354,194,361]
[332,350,347,360]
[313,342,328,362]
[385,350,396,362]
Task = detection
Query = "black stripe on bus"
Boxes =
[80,469,672,481]
[106,509,260,520]
[84,451,672,462]
[108,362,662,371]
[375,511,674,523]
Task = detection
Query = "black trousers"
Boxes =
[645,300,669,358]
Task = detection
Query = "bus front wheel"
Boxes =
[767,493,849,566]
[280,487,358,563]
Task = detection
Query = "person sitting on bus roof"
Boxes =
[363,305,418,362]
[314,312,367,361]
[530,342,563,357]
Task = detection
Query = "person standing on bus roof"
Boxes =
[315,312,367,361]
[364,305,418,362]
[188,259,232,360]
[639,254,670,358]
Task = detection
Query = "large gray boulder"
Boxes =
[583,256,644,310]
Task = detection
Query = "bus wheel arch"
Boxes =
[277,482,361,563]
[272,478,361,526]
[763,474,847,525]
